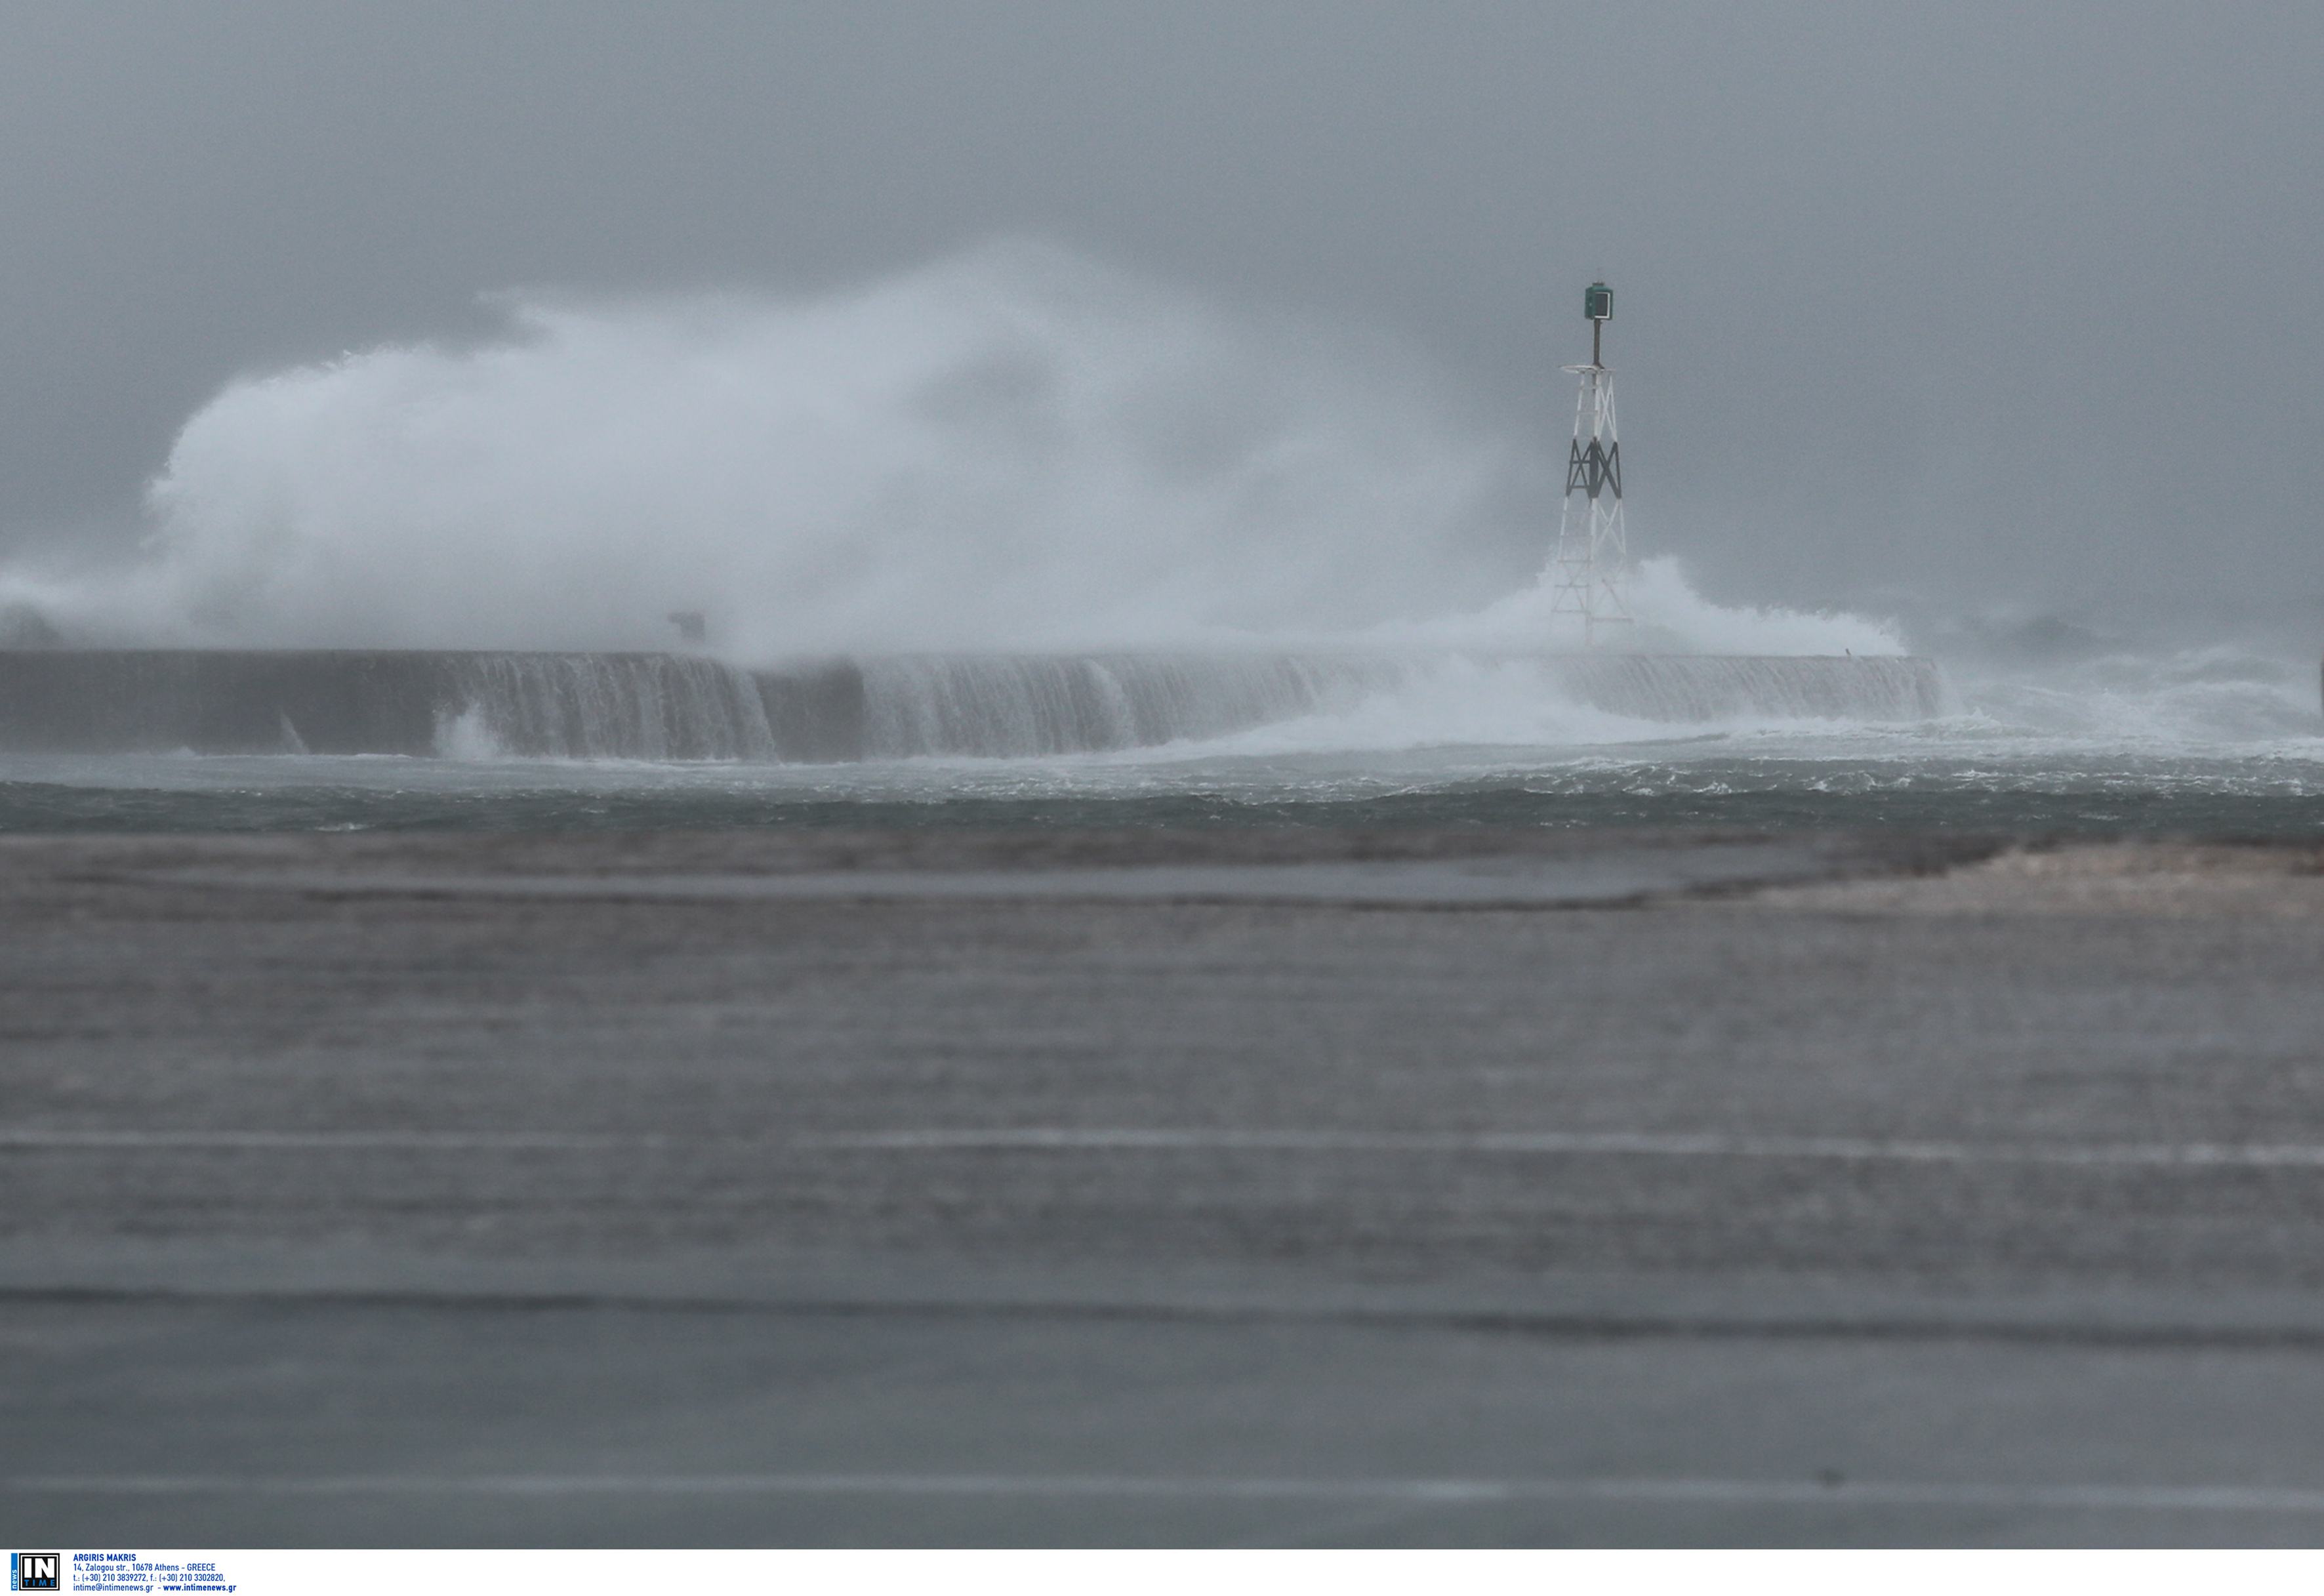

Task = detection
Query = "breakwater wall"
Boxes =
[0,650,1947,760]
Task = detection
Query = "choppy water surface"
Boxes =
[4,647,2319,834]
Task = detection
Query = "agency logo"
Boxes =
[10,1555,59,1592]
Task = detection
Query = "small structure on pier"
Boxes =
[1547,280,1631,645]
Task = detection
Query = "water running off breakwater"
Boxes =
[0,642,2315,836]
[0,649,1946,761]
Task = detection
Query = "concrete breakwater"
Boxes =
[0,649,1947,760]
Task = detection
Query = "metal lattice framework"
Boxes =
[1546,284,1631,644]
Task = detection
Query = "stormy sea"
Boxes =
[1,247,2314,837]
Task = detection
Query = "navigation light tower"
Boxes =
[1547,280,1631,644]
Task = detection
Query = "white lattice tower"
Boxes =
[1546,281,1631,645]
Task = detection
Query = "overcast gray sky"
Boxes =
[3,1,2317,638]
